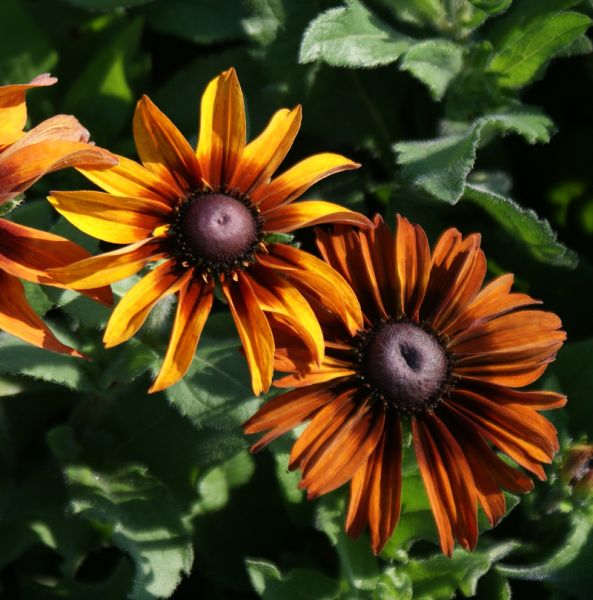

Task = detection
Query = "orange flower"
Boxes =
[0,74,115,355]
[245,214,566,556]
[47,68,369,393]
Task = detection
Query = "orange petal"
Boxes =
[0,269,81,357]
[421,229,486,331]
[0,73,56,147]
[244,383,336,452]
[48,190,171,244]
[413,418,456,556]
[443,274,539,338]
[368,422,403,554]
[258,244,363,336]
[448,389,556,479]
[133,95,202,191]
[299,399,385,500]
[253,153,360,213]
[0,218,111,305]
[230,106,301,194]
[196,68,245,188]
[461,379,567,410]
[245,265,324,366]
[0,116,117,203]
[316,224,387,323]
[264,200,372,233]
[104,261,191,348]
[222,274,274,395]
[79,154,182,204]
[47,238,165,289]
[395,214,431,321]
[149,279,214,393]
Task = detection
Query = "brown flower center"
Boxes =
[360,321,449,414]
[170,189,263,279]
[180,193,257,261]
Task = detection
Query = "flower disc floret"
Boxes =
[170,188,263,278]
[357,320,450,415]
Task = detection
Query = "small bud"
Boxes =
[561,444,593,499]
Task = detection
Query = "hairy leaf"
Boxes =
[299,0,413,67]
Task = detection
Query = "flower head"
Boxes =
[244,214,566,555]
[0,74,115,355]
[47,68,369,393]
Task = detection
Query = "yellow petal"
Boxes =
[47,238,164,289]
[149,280,214,393]
[253,153,360,213]
[0,74,56,147]
[222,275,274,396]
[79,154,181,204]
[133,95,202,191]
[263,200,372,233]
[104,261,191,347]
[196,67,246,187]
[229,106,301,194]
[48,190,171,244]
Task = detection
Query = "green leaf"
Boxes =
[145,0,249,45]
[316,493,383,592]
[63,17,146,142]
[0,0,57,84]
[395,107,555,203]
[246,559,340,599]
[0,336,89,390]
[242,0,285,45]
[58,0,156,10]
[498,512,593,600]
[59,461,193,600]
[400,39,464,100]
[371,0,446,28]
[464,173,578,268]
[299,0,413,68]
[401,542,517,600]
[488,12,591,88]
[246,559,282,596]
[196,451,255,513]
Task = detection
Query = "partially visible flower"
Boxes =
[561,444,593,499]
[0,74,117,204]
[47,68,369,393]
[0,74,115,355]
[245,214,566,556]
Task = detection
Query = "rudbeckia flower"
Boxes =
[244,214,566,555]
[47,68,369,393]
[0,74,116,355]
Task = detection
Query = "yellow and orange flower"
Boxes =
[245,214,566,556]
[47,68,369,393]
[0,74,115,355]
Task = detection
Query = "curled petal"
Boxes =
[0,73,56,147]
